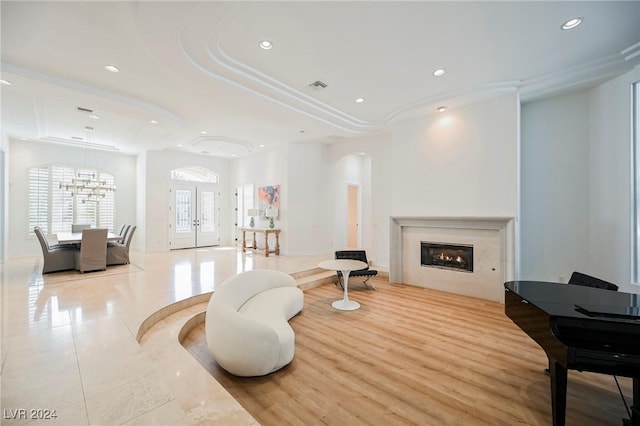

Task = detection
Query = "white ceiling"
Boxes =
[2,1,639,157]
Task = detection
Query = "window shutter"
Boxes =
[51,166,74,233]
[28,167,49,233]
[98,172,115,232]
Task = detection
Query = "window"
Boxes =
[28,165,116,234]
[171,166,218,183]
[236,184,254,228]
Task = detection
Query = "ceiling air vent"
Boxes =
[77,106,93,113]
[308,80,327,91]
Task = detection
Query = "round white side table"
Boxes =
[318,259,368,311]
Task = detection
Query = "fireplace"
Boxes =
[391,217,514,303]
[421,242,473,273]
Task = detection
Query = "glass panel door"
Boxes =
[196,187,219,247]
[170,185,196,249]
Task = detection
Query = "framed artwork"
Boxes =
[258,185,280,217]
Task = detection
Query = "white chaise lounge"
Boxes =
[205,269,304,377]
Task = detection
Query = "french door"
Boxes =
[169,184,220,249]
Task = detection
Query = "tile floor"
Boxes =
[1,247,333,425]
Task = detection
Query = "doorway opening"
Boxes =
[347,184,360,248]
[169,167,220,249]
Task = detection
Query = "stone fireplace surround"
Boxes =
[390,217,516,303]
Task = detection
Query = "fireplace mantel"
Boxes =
[390,216,516,302]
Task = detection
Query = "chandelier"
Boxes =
[60,126,117,203]
[60,172,116,203]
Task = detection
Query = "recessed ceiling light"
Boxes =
[259,40,273,50]
[0,79,12,85]
[437,106,447,112]
[433,69,446,77]
[177,144,183,147]
[200,130,208,135]
[89,114,100,120]
[149,120,158,124]
[104,65,120,73]
[561,17,582,30]
[355,97,365,103]
[259,144,265,148]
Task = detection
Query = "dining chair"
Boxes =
[34,226,76,274]
[75,228,108,273]
[107,225,136,266]
[71,224,91,233]
[115,224,131,244]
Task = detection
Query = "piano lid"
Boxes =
[505,281,640,320]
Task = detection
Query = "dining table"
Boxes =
[55,232,122,245]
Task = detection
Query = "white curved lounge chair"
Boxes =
[205,269,304,377]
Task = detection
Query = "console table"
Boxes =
[240,227,281,257]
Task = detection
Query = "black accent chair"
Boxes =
[568,271,619,291]
[334,250,378,290]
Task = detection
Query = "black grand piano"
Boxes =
[504,281,640,426]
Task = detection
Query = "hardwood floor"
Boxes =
[181,279,633,425]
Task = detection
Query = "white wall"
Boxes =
[144,150,231,252]
[7,139,137,257]
[135,151,147,252]
[520,91,591,282]
[519,65,640,293]
[390,94,519,218]
[287,143,332,255]
[588,66,640,292]
[0,141,6,263]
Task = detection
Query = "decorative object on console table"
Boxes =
[247,209,259,228]
[265,208,278,229]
